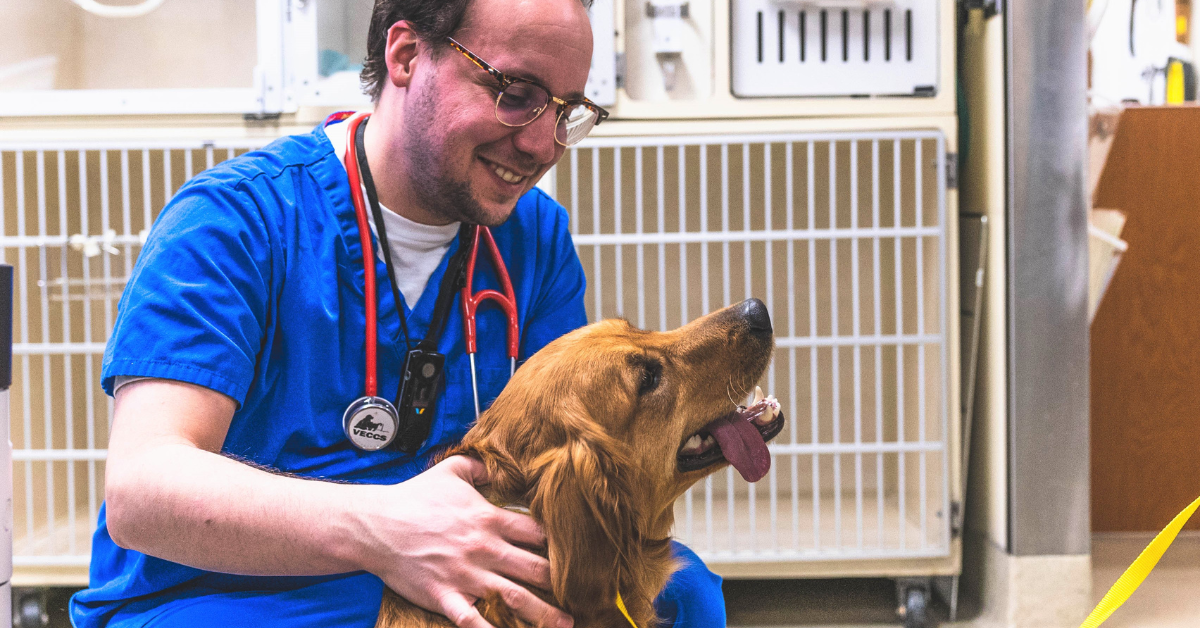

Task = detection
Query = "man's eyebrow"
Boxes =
[501,64,587,101]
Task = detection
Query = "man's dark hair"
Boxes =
[360,0,594,102]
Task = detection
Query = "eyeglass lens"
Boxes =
[495,82,598,146]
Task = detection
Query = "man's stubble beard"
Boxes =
[403,82,511,227]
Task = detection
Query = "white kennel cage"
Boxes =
[0,124,959,597]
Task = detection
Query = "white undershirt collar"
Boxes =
[326,117,460,309]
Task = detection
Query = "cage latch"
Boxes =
[945,152,959,190]
[950,501,964,538]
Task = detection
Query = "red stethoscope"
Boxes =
[339,112,520,451]
[460,224,520,417]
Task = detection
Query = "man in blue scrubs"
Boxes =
[70,0,724,626]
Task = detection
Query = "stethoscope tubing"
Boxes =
[341,111,522,423]
[461,225,519,360]
[344,113,381,398]
[462,224,520,418]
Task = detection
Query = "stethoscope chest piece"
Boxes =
[343,396,400,451]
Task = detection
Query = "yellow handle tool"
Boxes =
[1080,494,1200,627]
[1166,60,1186,105]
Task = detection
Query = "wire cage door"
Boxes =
[552,130,954,571]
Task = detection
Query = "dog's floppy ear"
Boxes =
[441,438,528,506]
[527,418,652,621]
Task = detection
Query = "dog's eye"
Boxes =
[638,361,662,395]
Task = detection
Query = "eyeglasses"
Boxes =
[446,37,609,147]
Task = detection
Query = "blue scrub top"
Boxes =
[70,119,588,627]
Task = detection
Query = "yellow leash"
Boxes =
[1080,494,1200,628]
[615,592,640,628]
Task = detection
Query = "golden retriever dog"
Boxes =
[377,298,785,628]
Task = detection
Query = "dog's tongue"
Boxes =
[706,412,771,483]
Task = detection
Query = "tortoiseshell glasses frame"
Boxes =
[446,37,610,147]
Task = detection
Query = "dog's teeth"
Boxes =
[767,395,781,418]
[682,434,703,453]
[753,386,764,404]
[747,394,782,426]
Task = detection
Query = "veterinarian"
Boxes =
[69,0,725,627]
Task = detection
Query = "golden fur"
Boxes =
[376,302,779,628]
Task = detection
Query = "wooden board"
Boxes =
[1091,105,1200,532]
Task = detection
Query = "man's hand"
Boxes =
[354,456,573,628]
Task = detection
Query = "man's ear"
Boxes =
[528,425,645,620]
[384,20,422,89]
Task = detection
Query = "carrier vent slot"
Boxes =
[906,9,913,61]
[885,9,892,61]
[841,10,849,62]
[800,11,807,62]
[820,9,828,62]
[863,10,871,61]
[778,11,786,62]
[757,11,764,63]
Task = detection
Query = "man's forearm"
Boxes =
[105,442,369,576]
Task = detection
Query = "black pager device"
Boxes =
[393,348,445,452]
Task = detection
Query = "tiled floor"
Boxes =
[1090,533,1200,628]
[726,534,1200,628]
[725,577,952,627]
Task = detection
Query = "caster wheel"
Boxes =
[13,591,49,628]
[901,586,931,628]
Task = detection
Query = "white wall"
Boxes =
[1091,0,1178,105]
[0,0,258,92]
[317,0,373,69]
[0,0,80,89]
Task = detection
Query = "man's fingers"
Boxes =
[440,592,496,628]
[492,508,546,548]
[493,546,552,590]
[484,578,574,628]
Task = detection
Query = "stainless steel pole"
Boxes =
[1006,0,1091,555]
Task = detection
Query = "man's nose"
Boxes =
[512,107,563,165]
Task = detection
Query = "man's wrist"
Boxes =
[320,482,389,575]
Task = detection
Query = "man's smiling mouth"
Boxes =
[480,157,528,185]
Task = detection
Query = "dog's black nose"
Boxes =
[738,298,772,334]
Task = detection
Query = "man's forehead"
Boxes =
[454,0,593,90]
[462,0,590,28]
[457,0,591,43]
